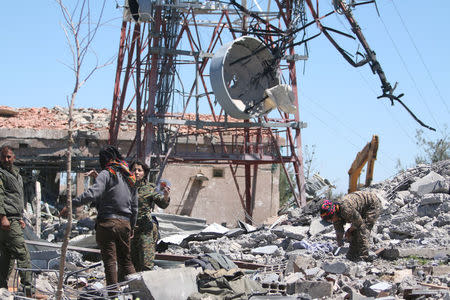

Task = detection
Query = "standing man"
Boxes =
[0,146,33,295]
[320,191,381,261]
[130,160,170,271]
[60,145,137,288]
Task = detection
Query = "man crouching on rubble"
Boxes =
[320,191,381,261]
[60,145,137,287]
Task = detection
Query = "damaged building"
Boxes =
[0,106,281,226]
[1,105,449,299]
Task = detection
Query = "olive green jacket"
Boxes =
[0,165,24,219]
[136,181,169,222]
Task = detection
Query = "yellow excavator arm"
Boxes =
[348,135,379,193]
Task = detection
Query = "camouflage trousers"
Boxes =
[131,219,158,271]
[347,195,382,260]
[0,219,32,294]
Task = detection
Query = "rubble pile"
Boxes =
[160,160,449,299]
[18,160,450,299]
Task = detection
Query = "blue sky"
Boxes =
[2,1,449,194]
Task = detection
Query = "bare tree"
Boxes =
[303,144,317,180]
[54,1,111,299]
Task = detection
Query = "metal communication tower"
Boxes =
[109,0,311,222]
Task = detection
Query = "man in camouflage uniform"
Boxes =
[130,161,170,271]
[320,191,381,261]
[0,146,33,295]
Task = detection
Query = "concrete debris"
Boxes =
[16,159,450,299]
[128,267,201,300]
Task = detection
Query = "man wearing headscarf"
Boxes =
[60,145,138,287]
[320,191,381,261]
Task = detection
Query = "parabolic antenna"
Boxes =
[210,36,280,119]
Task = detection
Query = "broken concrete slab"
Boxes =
[225,228,245,238]
[284,272,305,284]
[321,261,349,275]
[370,281,392,292]
[304,267,322,279]
[251,245,279,255]
[393,269,413,283]
[410,171,448,196]
[362,281,393,298]
[308,218,331,236]
[128,267,201,300]
[431,265,450,276]
[254,272,280,284]
[420,193,449,206]
[271,225,308,241]
[200,223,229,235]
[381,247,450,260]
[292,255,316,273]
[286,280,333,298]
[238,220,258,233]
[404,288,450,300]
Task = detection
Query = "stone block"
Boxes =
[343,285,375,300]
[364,281,392,297]
[393,269,412,283]
[420,193,449,206]
[128,267,201,300]
[251,245,279,255]
[287,280,333,298]
[284,272,305,284]
[398,247,450,259]
[304,267,322,279]
[321,261,349,274]
[272,225,309,240]
[410,171,448,196]
[309,218,331,236]
[293,255,316,273]
[370,282,392,291]
[432,265,450,276]
[225,228,245,238]
[381,247,450,260]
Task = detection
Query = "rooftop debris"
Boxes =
[0,106,253,136]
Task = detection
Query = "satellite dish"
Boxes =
[210,36,280,119]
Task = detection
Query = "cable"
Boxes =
[391,0,449,115]
[329,1,436,137]
[376,4,441,132]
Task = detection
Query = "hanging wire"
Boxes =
[375,3,441,132]
[329,11,422,144]
[390,0,449,115]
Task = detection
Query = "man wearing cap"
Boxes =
[320,191,381,261]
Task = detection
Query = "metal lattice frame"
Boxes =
[109,0,309,222]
